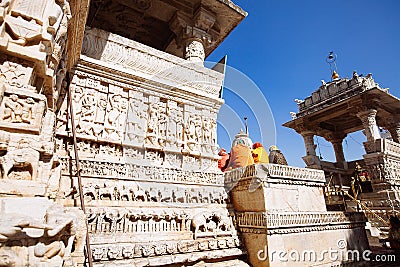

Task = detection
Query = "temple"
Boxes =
[0,0,395,266]
[283,71,400,239]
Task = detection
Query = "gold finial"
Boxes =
[326,51,339,80]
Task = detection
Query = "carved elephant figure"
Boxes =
[0,146,39,180]
[192,212,212,239]
[216,212,233,232]
[146,188,160,202]
[132,186,146,202]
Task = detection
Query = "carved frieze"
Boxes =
[0,90,46,132]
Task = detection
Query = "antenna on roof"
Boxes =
[326,51,339,80]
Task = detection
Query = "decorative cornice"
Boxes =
[81,27,224,100]
[224,164,326,186]
[236,211,367,235]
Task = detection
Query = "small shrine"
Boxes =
[283,54,400,240]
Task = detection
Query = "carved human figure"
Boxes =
[167,106,177,144]
[104,94,123,140]
[202,117,212,144]
[158,108,168,146]
[146,102,159,145]
[2,95,35,123]
[0,60,26,86]
[194,115,202,143]
[210,118,217,145]
[185,115,196,143]
[105,210,124,233]
[71,86,84,127]
[49,0,71,70]
[80,92,95,121]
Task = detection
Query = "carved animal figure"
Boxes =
[83,183,97,200]
[118,185,131,201]
[0,144,39,180]
[192,212,212,239]
[188,189,199,203]
[132,186,146,201]
[146,188,160,202]
[172,189,186,203]
[98,184,116,200]
[159,187,171,202]
[217,213,233,232]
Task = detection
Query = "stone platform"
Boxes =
[225,164,369,266]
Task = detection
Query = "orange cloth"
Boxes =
[227,144,254,170]
[252,146,269,164]
[218,153,230,172]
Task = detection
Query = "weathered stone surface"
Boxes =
[226,164,369,266]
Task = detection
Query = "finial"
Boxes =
[326,51,339,80]
[244,117,248,135]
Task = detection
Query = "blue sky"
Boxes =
[207,0,400,167]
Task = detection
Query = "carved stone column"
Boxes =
[331,138,345,163]
[357,109,381,142]
[387,121,400,143]
[170,7,216,65]
[299,130,321,168]
[323,133,347,168]
[300,131,317,156]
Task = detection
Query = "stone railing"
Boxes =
[296,74,385,115]
[364,138,400,157]
[224,164,325,184]
[236,212,266,229]
[81,27,224,99]
[236,211,366,229]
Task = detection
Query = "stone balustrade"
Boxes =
[364,138,400,157]
[224,164,325,184]
[236,211,366,229]
[81,27,224,99]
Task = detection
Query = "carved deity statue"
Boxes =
[146,102,159,146]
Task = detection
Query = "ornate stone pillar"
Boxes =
[300,131,317,156]
[356,109,381,142]
[299,130,321,168]
[332,139,345,162]
[387,121,400,143]
[170,7,216,65]
[324,133,347,168]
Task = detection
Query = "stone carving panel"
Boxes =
[0,54,35,89]
[0,199,86,267]
[0,91,46,132]
[124,91,148,146]
[59,157,223,186]
[57,76,128,143]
